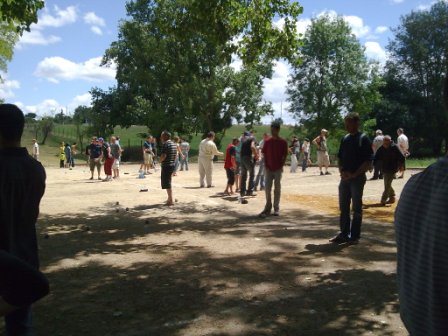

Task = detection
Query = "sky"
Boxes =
[0,0,441,124]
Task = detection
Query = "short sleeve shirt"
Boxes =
[337,132,373,173]
[161,140,177,167]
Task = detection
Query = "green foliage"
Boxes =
[0,0,44,32]
[0,0,44,75]
[379,0,448,156]
[101,0,303,139]
[38,117,54,145]
[287,15,380,135]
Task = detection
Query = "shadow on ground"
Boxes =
[23,201,401,336]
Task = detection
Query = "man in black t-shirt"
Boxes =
[330,112,373,244]
[87,137,102,180]
[160,131,178,205]
[240,131,259,197]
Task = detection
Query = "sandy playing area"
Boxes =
[3,163,415,335]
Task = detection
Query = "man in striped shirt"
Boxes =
[160,131,178,205]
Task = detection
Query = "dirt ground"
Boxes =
[3,163,416,335]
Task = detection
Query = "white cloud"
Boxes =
[90,26,103,36]
[15,99,63,117]
[273,17,311,35]
[365,41,387,63]
[375,26,389,34]
[36,5,78,29]
[69,93,92,110]
[343,15,371,38]
[17,30,61,47]
[0,74,20,99]
[34,56,116,83]
[84,12,106,27]
[263,61,290,104]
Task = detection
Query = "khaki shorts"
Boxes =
[143,152,153,165]
[317,151,330,167]
[89,158,101,171]
[112,158,120,169]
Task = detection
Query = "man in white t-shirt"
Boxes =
[396,128,409,178]
[198,131,223,187]
[31,139,39,161]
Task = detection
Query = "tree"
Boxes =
[287,15,379,135]
[73,105,92,150]
[0,0,45,75]
[381,1,448,155]
[38,117,54,145]
[102,0,303,139]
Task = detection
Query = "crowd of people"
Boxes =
[2,100,446,335]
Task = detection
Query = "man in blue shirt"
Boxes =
[330,112,373,244]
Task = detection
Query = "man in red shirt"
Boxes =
[259,121,289,217]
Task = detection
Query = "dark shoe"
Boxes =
[246,191,256,196]
[347,237,359,245]
[258,211,269,218]
[369,177,378,180]
[329,234,348,244]
[397,175,403,179]
[320,171,324,176]
[273,211,279,216]
[325,171,331,175]
[380,200,387,206]
[386,197,396,204]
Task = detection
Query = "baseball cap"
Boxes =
[376,129,383,135]
[321,129,328,133]
[243,131,251,137]
[98,137,104,142]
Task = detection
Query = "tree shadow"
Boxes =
[17,201,403,335]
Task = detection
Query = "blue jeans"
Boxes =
[240,156,255,196]
[254,158,265,189]
[339,174,366,240]
[180,153,189,171]
[302,152,309,172]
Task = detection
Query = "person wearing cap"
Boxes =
[370,129,384,180]
[330,112,373,244]
[259,122,288,217]
[240,130,259,197]
[198,131,223,188]
[312,129,331,175]
[374,135,405,205]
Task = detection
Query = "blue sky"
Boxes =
[0,0,440,123]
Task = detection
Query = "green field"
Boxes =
[23,123,439,169]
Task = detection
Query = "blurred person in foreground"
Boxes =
[0,103,49,335]
[394,76,448,336]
